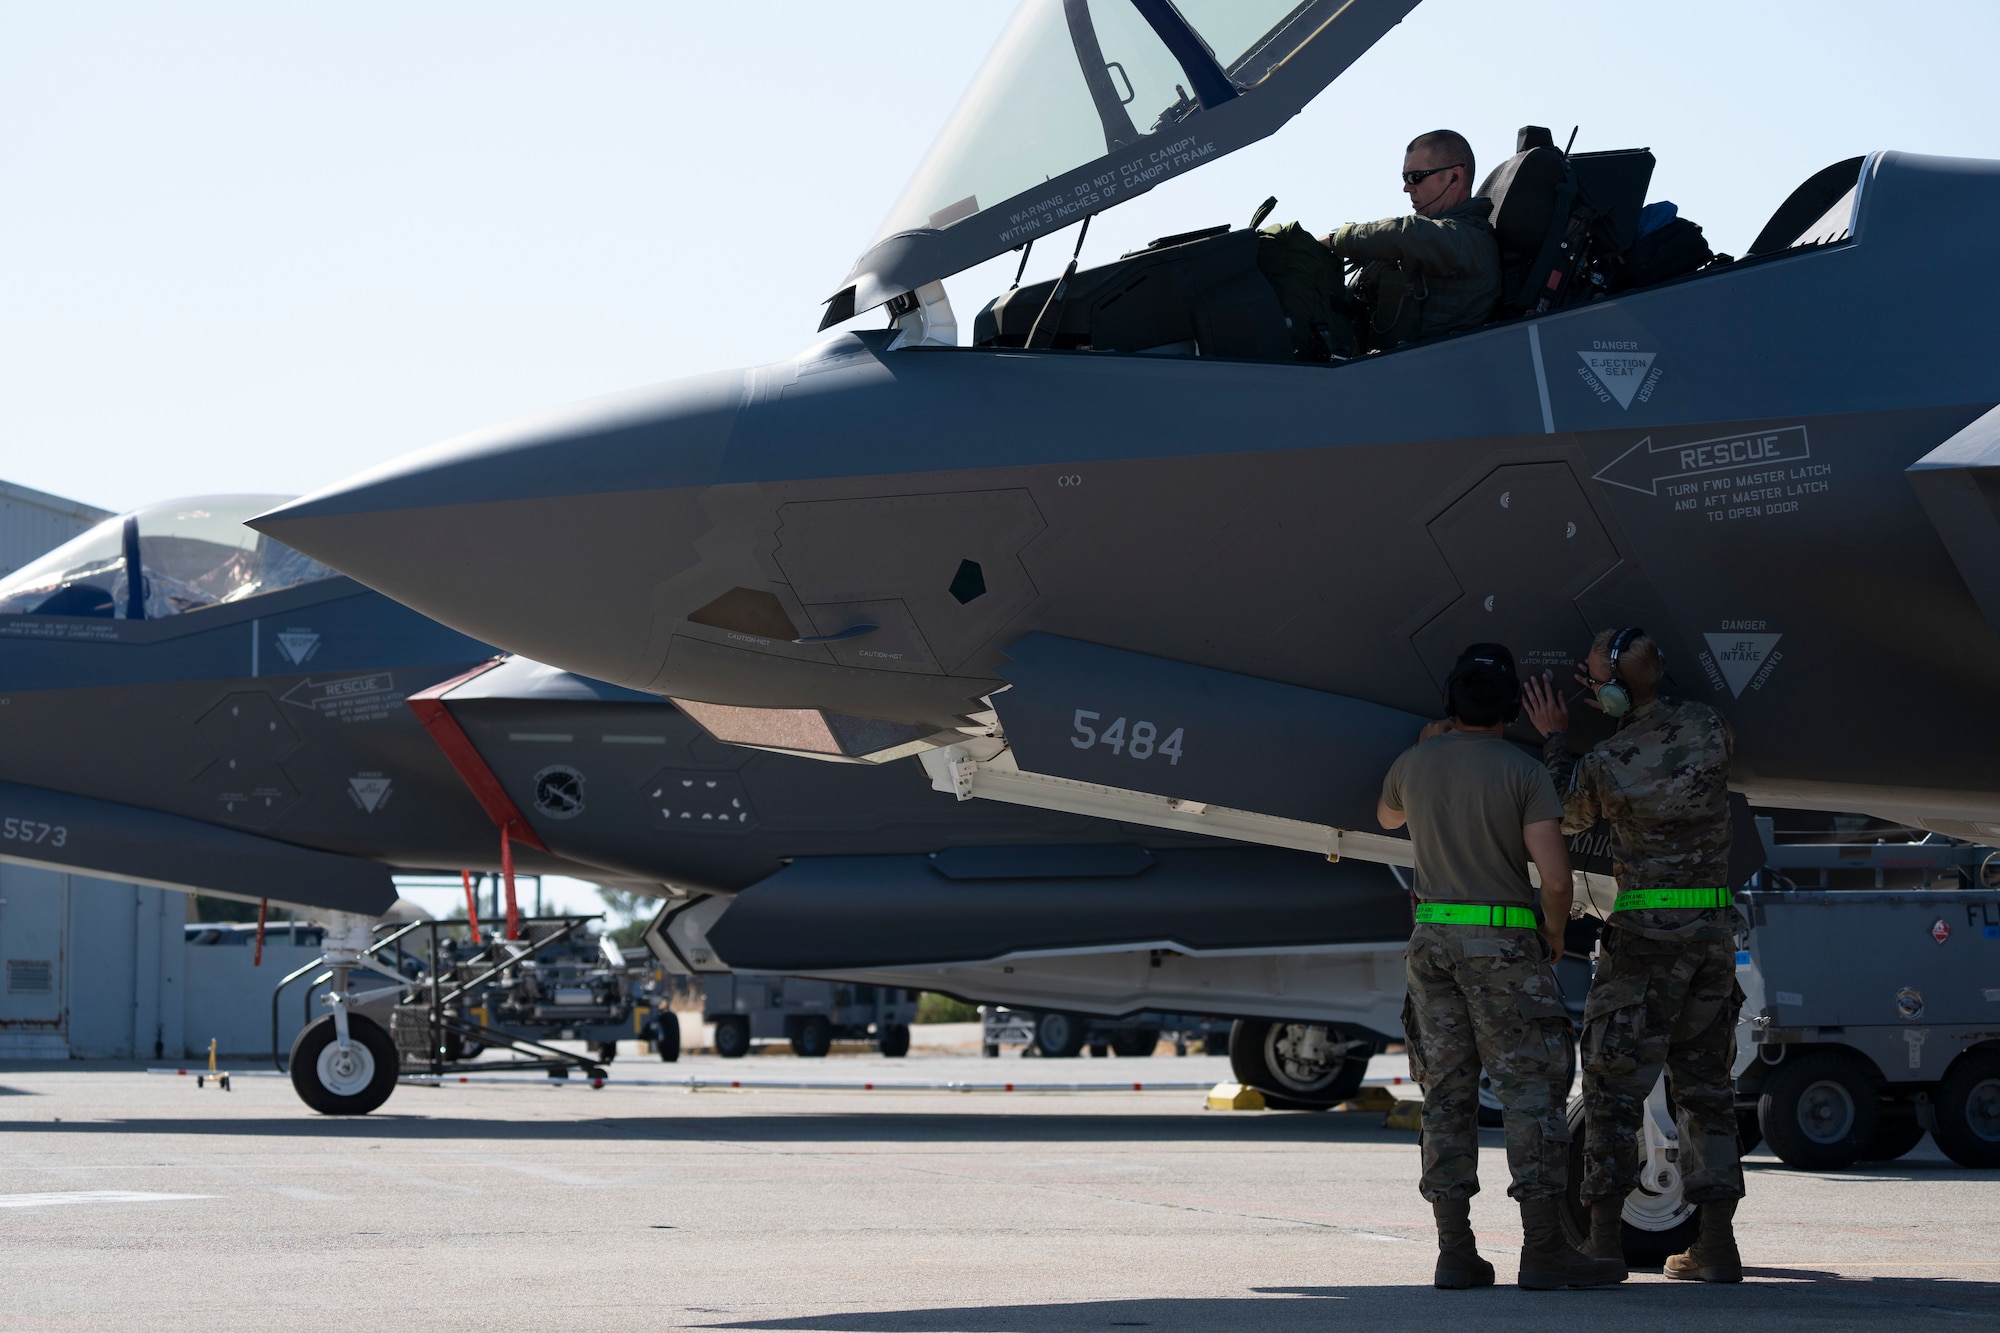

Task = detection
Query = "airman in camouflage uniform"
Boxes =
[1380,644,1625,1292]
[1524,628,1746,1284]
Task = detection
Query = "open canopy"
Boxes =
[824,0,1420,327]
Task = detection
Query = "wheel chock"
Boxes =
[1383,1097,1423,1131]
[1206,1082,1266,1111]
[1335,1086,1397,1112]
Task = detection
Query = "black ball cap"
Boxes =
[1454,642,1518,679]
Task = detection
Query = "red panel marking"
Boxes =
[405,658,550,853]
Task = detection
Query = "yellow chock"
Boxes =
[1335,1086,1397,1113]
[1383,1096,1423,1131]
[1206,1082,1266,1111]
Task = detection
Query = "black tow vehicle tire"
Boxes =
[1758,1050,1878,1170]
[654,1014,681,1063]
[1033,1012,1089,1058]
[792,1015,832,1058]
[1932,1048,2000,1168]
[289,1014,400,1116]
[877,1023,911,1058]
[713,1015,751,1059]
[1109,1027,1161,1058]
[1857,1107,1927,1161]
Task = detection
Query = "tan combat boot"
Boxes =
[1583,1193,1628,1264]
[1516,1198,1629,1289]
[1664,1198,1743,1283]
[1431,1197,1495,1290]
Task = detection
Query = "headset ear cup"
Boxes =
[1599,682,1631,718]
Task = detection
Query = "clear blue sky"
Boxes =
[5,1,1997,514]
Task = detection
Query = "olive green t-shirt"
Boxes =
[1381,729,1565,906]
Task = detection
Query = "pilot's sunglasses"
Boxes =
[1401,163,1464,186]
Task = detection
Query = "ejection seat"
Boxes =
[1478,125,1658,316]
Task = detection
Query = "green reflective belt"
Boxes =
[1413,903,1540,930]
[1611,887,1733,912]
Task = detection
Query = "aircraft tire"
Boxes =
[289,1014,399,1116]
[595,1042,618,1065]
[1228,1019,1368,1109]
[654,1015,681,1062]
[1557,1095,1700,1266]
[713,1015,751,1059]
[1932,1048,2000,1168]
[878,1023,911,1058]
[792,1016,832,1058]
[1758,1051,1876,1170]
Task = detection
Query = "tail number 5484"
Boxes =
[1071,710,1183,765]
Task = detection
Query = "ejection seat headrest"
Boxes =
[1478,126,1569,261]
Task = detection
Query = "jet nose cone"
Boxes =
[255,369,742,687]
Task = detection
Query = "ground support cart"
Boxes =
[702,975,919,1058]
[1733,887,2000,1171]
[272,914,654,1114]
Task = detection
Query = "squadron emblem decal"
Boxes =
[533,764,586,819]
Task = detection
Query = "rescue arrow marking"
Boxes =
[280,673,397,711]
[1593,426,1811,496]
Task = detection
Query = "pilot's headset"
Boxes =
[1596,627,1655,719]
[1444,642,1522,725]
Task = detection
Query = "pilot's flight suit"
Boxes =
[1328,196,1501,349]
[1543,695,1745,1279]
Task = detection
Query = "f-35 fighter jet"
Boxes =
[257,0,2000,861]
[0,495,1418,1110]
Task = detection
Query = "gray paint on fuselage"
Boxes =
[252,153,2000,826]
[443,690,1221,891]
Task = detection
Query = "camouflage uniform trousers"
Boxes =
[1402,922,1577,1202]
[1579,924,1745,1205]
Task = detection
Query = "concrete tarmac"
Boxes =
[0,1057,1993,1331]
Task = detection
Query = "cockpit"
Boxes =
[0,495,336,620]
[827,0,1870,365]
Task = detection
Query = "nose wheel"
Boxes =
[1559,1074,1702,1266]
[290,1013,400,1115]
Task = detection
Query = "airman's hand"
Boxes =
[1521,671,1569,738]
[1571,660,1606,713]
[1542,922,1565,962]
[1418,718,1456,742]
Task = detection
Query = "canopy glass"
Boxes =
[0,495,336,620]
[834,0,1417,316]
[874,1,1310,245]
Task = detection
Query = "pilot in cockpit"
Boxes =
[1322,130,1501,351]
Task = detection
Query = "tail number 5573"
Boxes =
[3,818,66,848]
[1071,710,1183,765]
